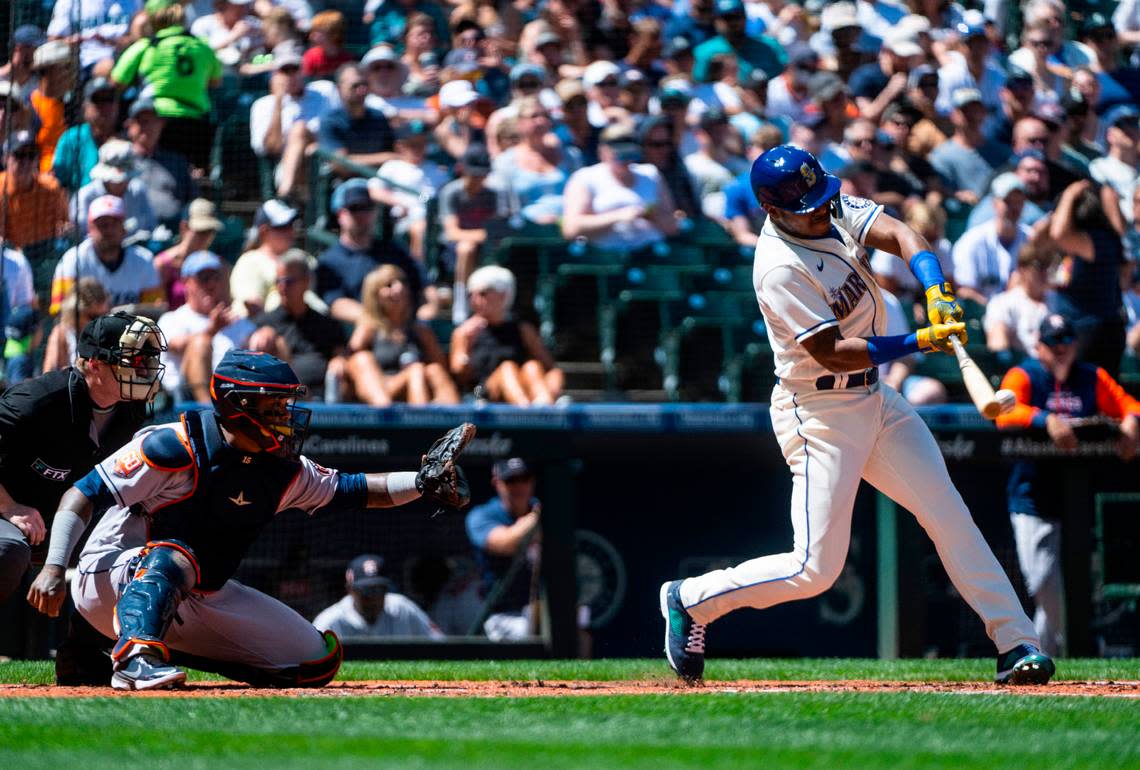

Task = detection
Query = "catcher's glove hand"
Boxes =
[416,422,476,513]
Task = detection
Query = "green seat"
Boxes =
[662,291,764,401]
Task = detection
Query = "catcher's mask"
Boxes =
[77,312,167,402]
[209,350,311,460]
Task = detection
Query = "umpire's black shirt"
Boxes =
[0,368,146,555]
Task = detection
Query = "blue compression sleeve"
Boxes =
[866,333,921,366]
[908,250,946,291]
[331,472,368,510]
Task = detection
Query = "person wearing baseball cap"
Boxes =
[1090,105,1140,215]
[692,0,785,85]
[26,39,75,173]
[51,77,122,193]
[313,554,444,639]
[951,169,1032,304]
[153,199,224,312]
[928,85,1008,205]
[231,199,316,318]
[77,139,157,240]
[0,309,165,684]
[155,245,283,402]
[0,129,69,249]
[50,195,165,319]
[996,311,1140,656]
[439,143,498,322]
[318,177,424,322]
[848,27,922,123]
[562,123,679,252]
[0,25,43,96]
[466,458,547,640]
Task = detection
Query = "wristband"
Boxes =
[387,471,421,505]
[866,333,921,365]
[45,510,87,568]
[908,250,947,292]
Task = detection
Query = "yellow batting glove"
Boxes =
[916,322,967,354]
[925,283,964,327]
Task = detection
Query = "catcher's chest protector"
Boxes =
[146,410,302,591]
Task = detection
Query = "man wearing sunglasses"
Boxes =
[997,314,1140,655]
[0,130,68,249]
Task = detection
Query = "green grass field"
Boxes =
[1,659,1139,770]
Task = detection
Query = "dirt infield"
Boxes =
[1,679,1137,698]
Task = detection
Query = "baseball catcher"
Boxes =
[27,349,475,691]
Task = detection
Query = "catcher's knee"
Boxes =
[269,630,343,688]
[112,540,199,661]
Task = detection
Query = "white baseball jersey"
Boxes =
[753,194,886,387]
[79,421,339,566]
[312,593,445,639]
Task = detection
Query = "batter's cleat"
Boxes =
[111,654,187,691]
[995,644,1055,685]
[660,580,706,683]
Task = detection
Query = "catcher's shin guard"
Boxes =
[167,630,344,688]
[111,540,200,663]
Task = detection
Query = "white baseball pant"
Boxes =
[679,383,1040,654]
[73,547,329,671]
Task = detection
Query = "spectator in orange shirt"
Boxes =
[0,131,69,249]
[996,314,1140,654]
[28,40,76,173]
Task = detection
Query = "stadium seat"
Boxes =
[661,290,765,401]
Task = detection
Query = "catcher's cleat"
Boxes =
[111,653,187,691]
[660,580,706,683]
[995,644,1055,685]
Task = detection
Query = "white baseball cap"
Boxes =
[439,79,478,109]
[885,29,922,59]
[88,195,126,223]
[991,172,1026,200]
[583,60,621,89]
[33,40,72,69]
[821,2,859,32]
[89,140,137,185]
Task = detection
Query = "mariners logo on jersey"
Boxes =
[828,270,872,321]
[799,162,816,187]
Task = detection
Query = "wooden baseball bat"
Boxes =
[949,336,1008,419]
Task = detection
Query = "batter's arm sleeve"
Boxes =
[996,367,1047,429]
[1094,367,1140,419]
[758,266,838,343]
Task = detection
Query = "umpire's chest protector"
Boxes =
[148,410,302,592]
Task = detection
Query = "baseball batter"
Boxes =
[660,145,1055,685]
[26,349,473,691]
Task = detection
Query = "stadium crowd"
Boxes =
[1,0,1140,406]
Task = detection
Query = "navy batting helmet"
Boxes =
[750,144,841,214]
[210,350,310,459]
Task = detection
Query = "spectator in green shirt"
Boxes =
[692,0,787,84]
[110,0,222,171]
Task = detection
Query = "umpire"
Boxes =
[0,312,166,679]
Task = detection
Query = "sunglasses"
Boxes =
[11,150,37,161]
[596,78,619,88]
[346,204,376,213]
[278,64,300,74]
[275,275,303,286]
[1028,38,1051,48]
[90,92,117,105]
[644,139,672,148]
[517,79,542,90]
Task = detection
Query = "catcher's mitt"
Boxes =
[415,422,476,513]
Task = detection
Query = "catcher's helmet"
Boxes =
[210,350,310,459]
[750,144,841,214]
[77,312,167,402]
